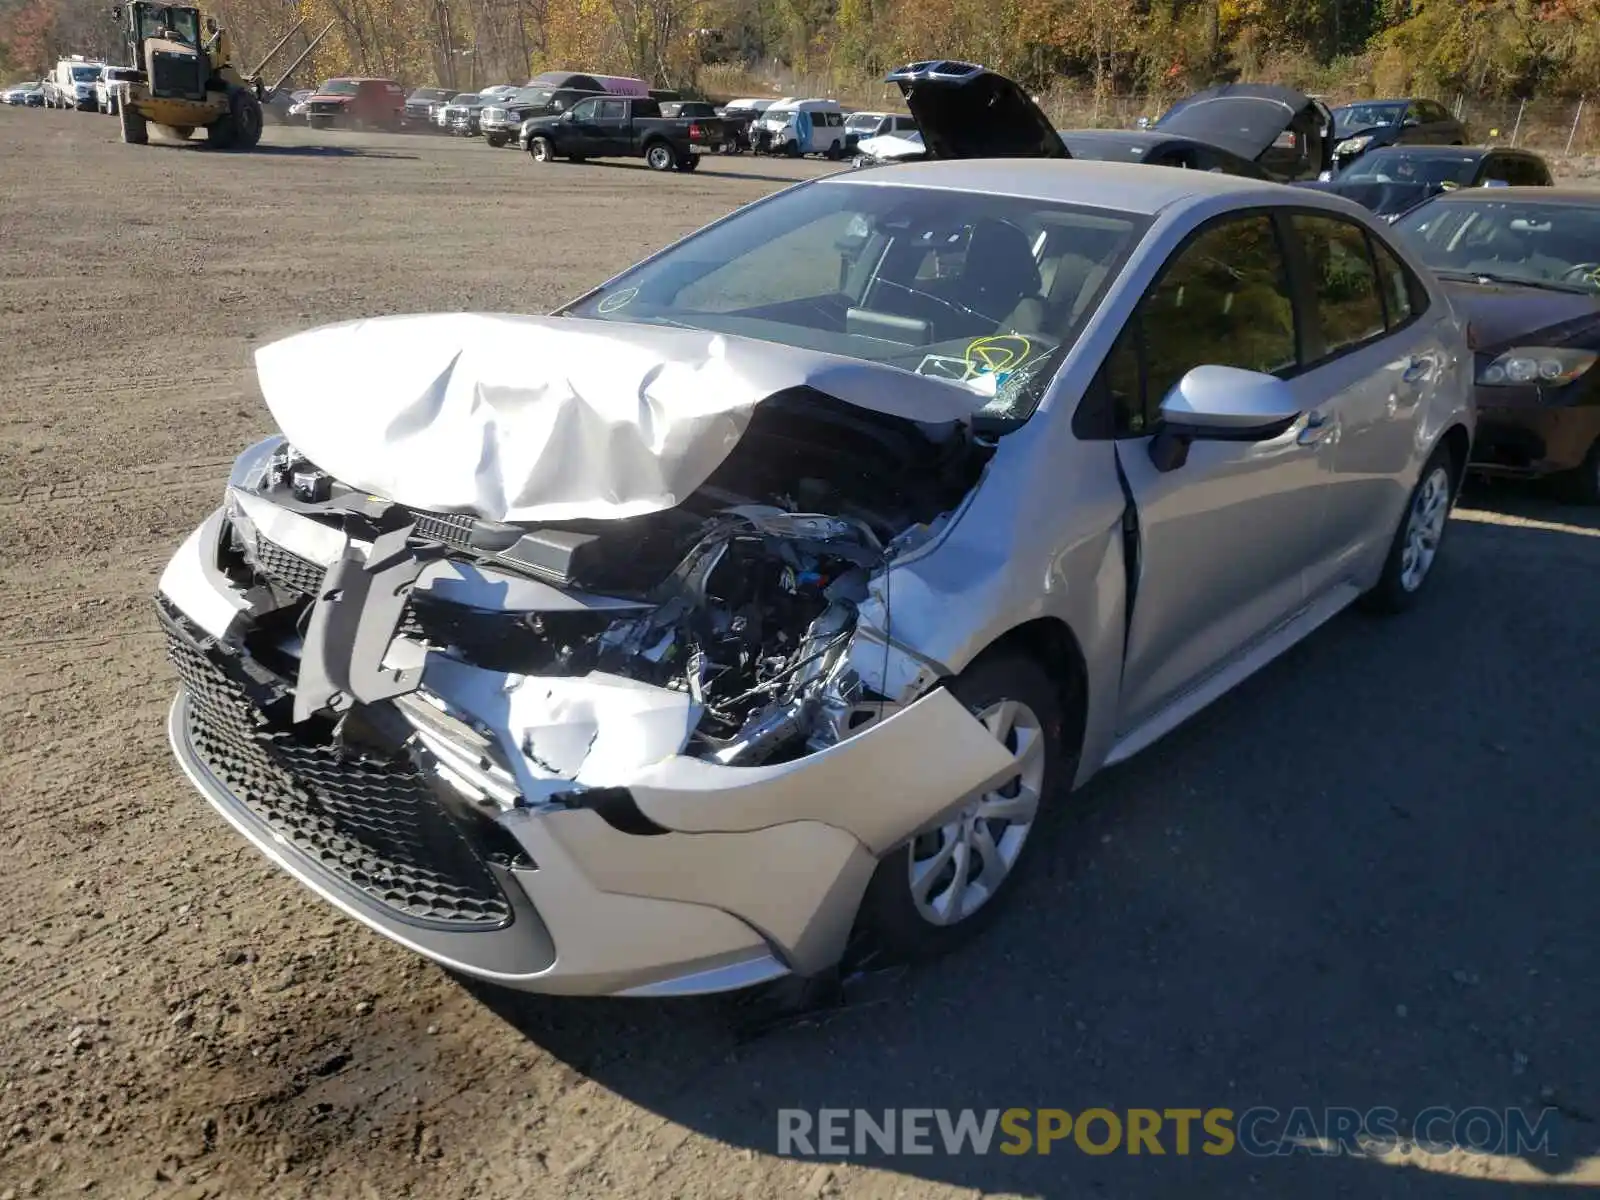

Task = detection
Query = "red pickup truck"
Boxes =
[304,78,405,131]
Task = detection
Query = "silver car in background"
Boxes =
[158,158,1471,1000]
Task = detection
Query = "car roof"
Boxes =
[829,157,1285,214]
[1358,144,1490,162]
[1422,187,1596,205]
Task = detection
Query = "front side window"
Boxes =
[1291,214,1386,359]
[1108,214,1297,435]
[567,182,1146,422]
[569,98,598,120]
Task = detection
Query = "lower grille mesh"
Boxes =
[168,629,513,930]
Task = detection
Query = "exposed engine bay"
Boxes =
[221,389,992,769]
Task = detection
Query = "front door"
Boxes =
[566,98,607,154]
[1108,212,1328,731]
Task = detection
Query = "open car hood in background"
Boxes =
[1154,83,1333,179]
[253,313,985,524]
[884,61,1068,160]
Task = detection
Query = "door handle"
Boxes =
[1297,411,1334,445]
[1401,357,1431,384]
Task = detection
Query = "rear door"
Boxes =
[1104,210,1329,730]
[595,98,631,154]
[1281,210,1436,595]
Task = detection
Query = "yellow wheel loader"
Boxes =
[111,2,331,149]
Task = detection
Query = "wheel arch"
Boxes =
[955,616,1089,766]
[1435,420,1471,488]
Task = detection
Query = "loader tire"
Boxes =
[119,101,148,145]
[208,88,262,150]
[233,89,263,148]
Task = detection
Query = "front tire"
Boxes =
[855,653,1069,962]
[1361,441,1459,613]
[485,133,507,148]
[645,141,675,171]
[119,101,148,145]
[528,135,555,162]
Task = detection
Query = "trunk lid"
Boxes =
[883,61,1068,160]
[1154,83,1333,180]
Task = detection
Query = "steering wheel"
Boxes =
[1559,262,1600,286]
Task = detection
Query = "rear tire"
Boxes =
[645,141,675,171]
[676,155,699,171]
[825,140,842,160]
[1360,441,1460,613]
[1555,438,1600,505]
[485,133,507,148]
[119,101,148,145]
[855,653,1070,963]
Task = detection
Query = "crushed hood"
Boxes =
[253,312,984,524]
[884,61,1068,161]
[856,129,924,161]
[1154,84,1333,179]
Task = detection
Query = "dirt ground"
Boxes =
[2,108,1599,1200]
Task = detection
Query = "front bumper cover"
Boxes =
[157,503,1017,995]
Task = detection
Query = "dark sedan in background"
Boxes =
[1305,146,1554,220]
[1394,190,1600,502]
[1331,97,1468,172]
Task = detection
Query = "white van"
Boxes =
[756,97,846,157]
[47,56,104,111]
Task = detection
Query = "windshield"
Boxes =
[565,181,1145,422]
[1334,102,1406,135]
[319,80,358,96]
[510,88,549,105]
[412,88,450,101]
[71,65,101,82]
[846,114,884,131]
[1395,200,1600,293]
[1343,150,1478,186]
[451,93,480,105]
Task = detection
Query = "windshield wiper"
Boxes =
[1432,268,1595,294]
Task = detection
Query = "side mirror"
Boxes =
[1148,365,1303,472]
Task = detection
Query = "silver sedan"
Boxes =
[158,159,1472,998]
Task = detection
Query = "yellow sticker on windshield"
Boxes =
[964,334,1032,376]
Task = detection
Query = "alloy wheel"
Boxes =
[908,698,1044,926]
[1400,465,1451,591]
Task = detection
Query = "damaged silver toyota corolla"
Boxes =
[159,125,1473,998]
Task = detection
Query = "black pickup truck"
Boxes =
[521,95,725,171]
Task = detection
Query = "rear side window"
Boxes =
[1370,237,1428,327]
[1291,214,1387,359]
[1107,213,1298,435]
[598,99,627,120]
